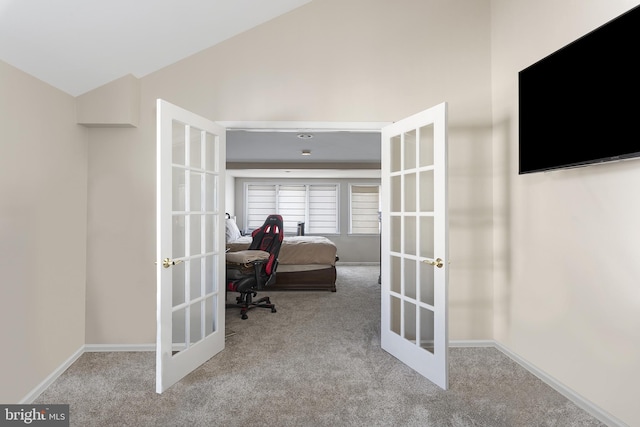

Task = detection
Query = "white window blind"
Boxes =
[277,185,307,234]
[245,184,276,231]
[308,185,339,234]
[350,185,380,234]
[245,183,339,235]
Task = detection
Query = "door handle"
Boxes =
[162,258,183,268]
[423,257,444,268]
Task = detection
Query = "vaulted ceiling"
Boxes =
[0,0,381,172]
[0,0,311,96]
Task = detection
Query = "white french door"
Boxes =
[156,99,226,393]
[380,102,449,389]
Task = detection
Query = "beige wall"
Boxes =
[84,125,156,344]
[0,60,88,402]
[491,0,640,425]
[85,0,494,345]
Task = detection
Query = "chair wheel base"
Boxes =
[228,295,276,320]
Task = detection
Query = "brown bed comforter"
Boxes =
[226,235,337,266]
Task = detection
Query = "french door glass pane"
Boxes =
[419,170,434,212]
[419,307,435,354]
[419,261,435,306]
[190,215,201,256]
[404,216,416,256]
[405,258,417,300]
[189,127,202,169]
[190,172,202,211]
[205,297,215,336]
[404,130,417,170]
[190,257,202,299]
[418,124,435,168]
[173,169,186,211]
[390,135,401,173]
[204,214,215,252]
[390,255,401,294]
[404,300,417,342]
[390,216,401,253]
[390,295,401,335]
[405,173,416,212]
[172,216,185,258]
[204,132,217,172]
[172,308,186,351]
[189,302,202,344]
[390,176,401,212]
[172,262,185,306]
[419,216,434,258]
[205,174,217,212]
[204,255,216,294]
[172,121,186,165]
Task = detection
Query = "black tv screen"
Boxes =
[518,5,640,174]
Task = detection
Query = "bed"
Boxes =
[225,218,338,292]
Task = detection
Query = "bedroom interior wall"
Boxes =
[85,0,494,347]
[0,60,88,403]
[490,0,640,425]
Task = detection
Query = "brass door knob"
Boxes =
[423,257,444,268]
[162,258,183,268]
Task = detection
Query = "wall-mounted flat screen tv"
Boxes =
[518,5,640,174]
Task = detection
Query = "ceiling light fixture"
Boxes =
[301,149,311,156]
[297,133,313,139]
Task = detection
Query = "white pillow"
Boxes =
[225,218,242,242]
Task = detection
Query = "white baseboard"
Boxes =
[449,339,494,347]
[457,340,628,427]
[21,346,84,404]
[335,262,380,266]
[23,340,627,426]
[84,343,155,352]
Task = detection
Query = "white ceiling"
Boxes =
[0,0,382,170]
[0,0,311,96]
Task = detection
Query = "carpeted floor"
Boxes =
[34,265,606,426]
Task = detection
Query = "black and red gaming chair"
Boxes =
[226,214,284,319]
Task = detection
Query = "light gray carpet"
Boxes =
[35,265,605,426]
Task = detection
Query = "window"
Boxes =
[349,184,380,234]
[245,183,339,235]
